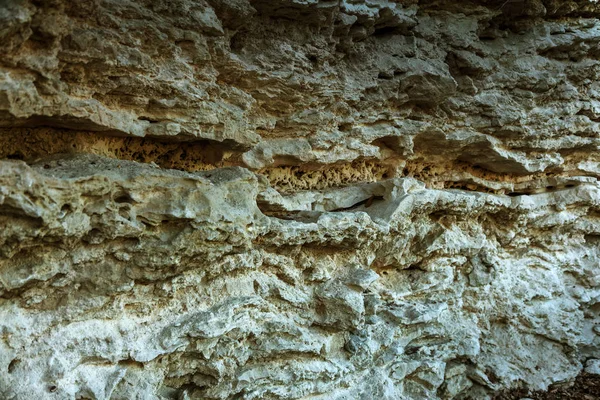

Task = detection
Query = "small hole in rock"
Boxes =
[338,123,352,132]
[114,194,135,204]
[377,72,393,80]
[230,31,245,52]
[373,26,400,36]
[7,153,24,160]
[7,358,19,373]
[48,385,58,393]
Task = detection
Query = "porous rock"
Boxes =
[1,0,600,399]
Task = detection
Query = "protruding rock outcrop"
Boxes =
[1,1,600,399]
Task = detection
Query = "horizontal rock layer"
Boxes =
[1,0,600,399]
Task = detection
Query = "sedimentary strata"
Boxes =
[1,0,600,399]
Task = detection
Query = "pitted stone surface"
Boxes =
[1,1,600,399]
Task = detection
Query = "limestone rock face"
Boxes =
[1,0,600,399]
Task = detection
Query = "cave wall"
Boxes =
[1,0,600,399]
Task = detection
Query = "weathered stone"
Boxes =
[1,0,600,399]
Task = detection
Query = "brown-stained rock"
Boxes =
[1,1,600,399]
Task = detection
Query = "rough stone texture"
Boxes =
[1,0,600,399]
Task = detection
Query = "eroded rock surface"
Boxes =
[1,0,600,399]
